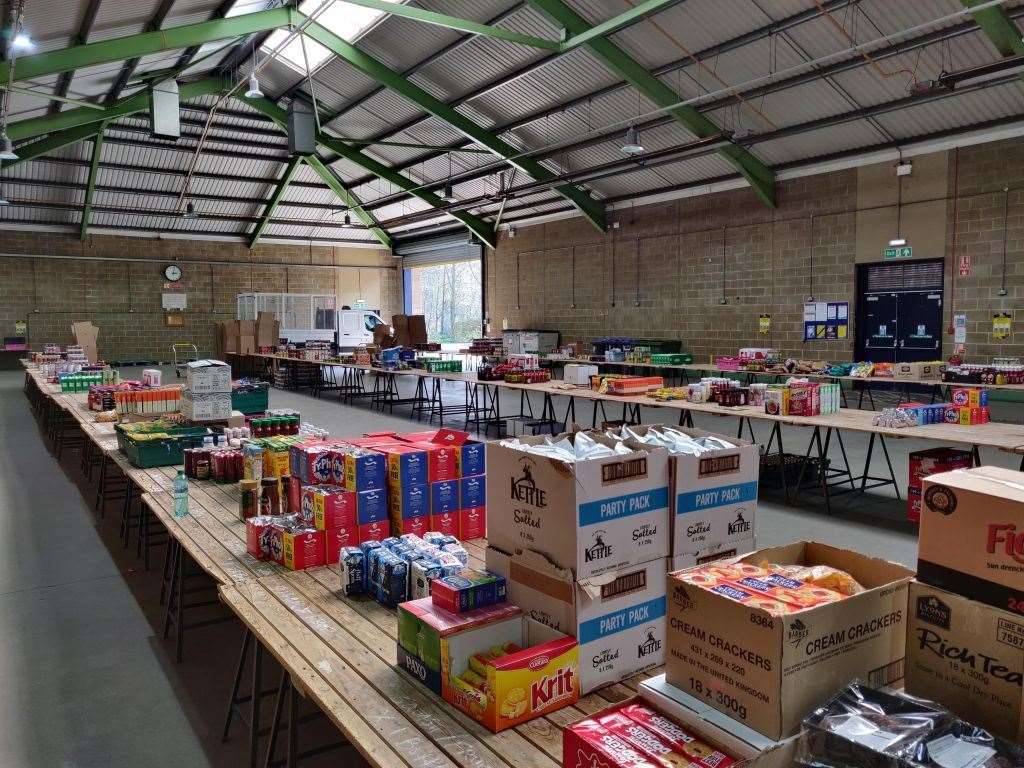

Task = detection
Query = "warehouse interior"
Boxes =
[5,0,1024,766]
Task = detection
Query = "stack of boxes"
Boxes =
[484,430,671,693]
[906,448,972,522]
[763,381,841,416]
[182,360,233,422]
[896,388,991,427]
[907,466,1024,744]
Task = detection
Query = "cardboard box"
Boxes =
[893,361,941,381]
[256,311,280,348]
[919,466,1024,614]
[669,537,756,571]
[239,336,256,355]
[397,598,579,732]
[459,475,486,509]
[626,426,758,559]
[71,320,99,363]
[431,511,460,538]
[393,429,483,478]
[356,488,387,525]
[184,359,232,394]
[408,314,428,345]
[461,506,486,540]
[430,480,459,516]
[487,546,667,693]
[665,541,913,740]
[638,677,799,768]
[391,314,410,347]
[564,363,598,386]
[376,444,428,487]
[389,482,429,519]
[486,431,670,579]
[301,485,356,530]
[391,515,428,538]
[907,448,972,523]
[282,528,325,570]
[325,525,359,564]
[358,519,388,544]
[905,581,1024,743]
[181,391,232,421]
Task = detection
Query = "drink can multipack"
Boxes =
[339,546,365,596]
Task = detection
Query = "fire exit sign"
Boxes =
[884,246,913,259]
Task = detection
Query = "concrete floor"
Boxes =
[3,363,1022,765]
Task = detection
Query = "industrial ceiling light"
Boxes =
[182,201,197,219]
[245,72,264,100]
[0,184,9,206]
[11,32,32,51]
[342,212,352,227]
[0,134,17,161]
[888,237,907,247]
[441,181,457,203]
[621,125,644,155]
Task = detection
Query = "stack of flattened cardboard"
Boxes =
[71,321,99,363]
[256,312,280,350]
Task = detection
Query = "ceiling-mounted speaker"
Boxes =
[287,98,316,156]
[150,80,180,141]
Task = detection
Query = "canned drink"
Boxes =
[339,547,366,596]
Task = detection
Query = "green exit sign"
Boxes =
[885,246,913,259]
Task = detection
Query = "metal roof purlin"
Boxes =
[526,0,776,208]
[298,12,607,233]
[234,93,495,247]
[104,0,178,104]
[249,155,304,248]
[559,0,684,51]
[80,123,107,241]
[51,0,103,114]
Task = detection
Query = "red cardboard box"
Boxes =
[907,448,972,523]
[430,511,460,538]
[301,485,357,530]
[391,514,428,538]
[325,525,359,565]
[359,519,389,544]
[246,517,275,560]
[405,442,459,482]
[461,506,486,540]
[282,529,325,571]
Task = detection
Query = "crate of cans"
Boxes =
[338,532,469,605]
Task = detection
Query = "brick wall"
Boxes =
[0,231,401,362]
[486,137,1024,363]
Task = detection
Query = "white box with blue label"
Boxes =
[485,431,670,580]
[624,426,759,559]
[486,545,666,693]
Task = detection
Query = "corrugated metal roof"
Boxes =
[5,0,1024,243]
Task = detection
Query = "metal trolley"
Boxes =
[172,343,198,378]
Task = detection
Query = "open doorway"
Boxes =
[406,260,483,344]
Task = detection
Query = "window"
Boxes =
[243,0,408,75]
[364,314,383,332]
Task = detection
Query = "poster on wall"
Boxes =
[803,301,848,342]
[993,312,1012,340]
[758,314,771,335]
[953,314,967,345]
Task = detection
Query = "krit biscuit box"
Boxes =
[918,466,1024,614]
[397,597,579,732]
[905,581,1024,743]
[487,546,667,694]
[624,426,758,559]
[486,431,670,580]
[665,541,912,740]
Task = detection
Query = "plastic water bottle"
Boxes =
[173,470,189,518]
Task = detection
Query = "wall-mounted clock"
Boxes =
[164,264,182,282]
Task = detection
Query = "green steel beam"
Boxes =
[249,156,304,248]
[527,0,776,208]
[304,155,393,249]
[299,13,607,233]
[962,0,1024,56]
[560,0,682,51]
[80,124,107,241]
[10,6,292,83]
[336,0,561,50]
[237,94,497,248]
[3,122,107,169]
[8,76,227,142]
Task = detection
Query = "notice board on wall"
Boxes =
[804,301,848,342]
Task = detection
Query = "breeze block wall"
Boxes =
[0,231,401,362]
[486,137,1024,362]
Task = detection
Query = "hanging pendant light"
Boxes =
[0,133,17,161]
[621,125,644,155]
[342,212,352,227]
[182,201,197,219]
[245,72,264,100]
[441,181,457,203]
